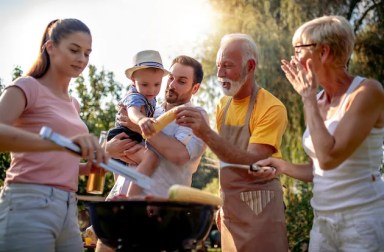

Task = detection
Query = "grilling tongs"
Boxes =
[39,126,152,190]
[220,161,275,172]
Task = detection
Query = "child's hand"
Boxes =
[138,117,157,138]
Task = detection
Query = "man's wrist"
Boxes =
[137,117,145,124]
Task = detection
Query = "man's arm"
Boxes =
[195,127,274,164]
[175,106,283,165]
[147,132,190,166]
[257,157,314,182]
[149,108,208,166]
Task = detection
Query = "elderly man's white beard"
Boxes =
[218,74,247,97]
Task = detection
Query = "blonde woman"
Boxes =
[259,15,384,251]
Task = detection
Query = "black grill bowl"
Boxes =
[87,200,217,251]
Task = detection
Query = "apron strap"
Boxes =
[220,85,260,133]
[244,86,259,130]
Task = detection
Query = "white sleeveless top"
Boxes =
[303,76,384,211]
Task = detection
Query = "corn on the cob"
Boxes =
[154,107,177,132]
[168,184,222,206]
[143,107,177,139]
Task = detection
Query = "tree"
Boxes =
[350,0,384,83]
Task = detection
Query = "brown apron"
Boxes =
[219,86,288,252]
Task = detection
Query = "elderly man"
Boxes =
[176,34,289,252]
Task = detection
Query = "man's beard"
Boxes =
[165,89,178,103]
[218,69,248,97]
[165,88,189,106]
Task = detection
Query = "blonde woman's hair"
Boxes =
[292,15,355,67]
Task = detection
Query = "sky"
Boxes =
[0,0,217,86]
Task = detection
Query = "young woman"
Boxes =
[0,19,108,251]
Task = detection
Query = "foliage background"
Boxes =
[1,0,383,250]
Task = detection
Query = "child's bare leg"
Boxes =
[126,149,159,197]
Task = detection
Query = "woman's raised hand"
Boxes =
[281,57,318,100]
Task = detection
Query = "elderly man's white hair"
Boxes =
[220,33,259,66]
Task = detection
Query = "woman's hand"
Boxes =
[71,133,108,165]
[281,57,318,100]
[256,157,288,176]
[247,165,277,179]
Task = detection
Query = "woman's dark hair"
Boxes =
[27,18,91,78]
[171,55,204,85]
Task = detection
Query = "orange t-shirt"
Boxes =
[216,88,287,158]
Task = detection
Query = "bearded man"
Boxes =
[175,34,289,252]
[95,55,207,252]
